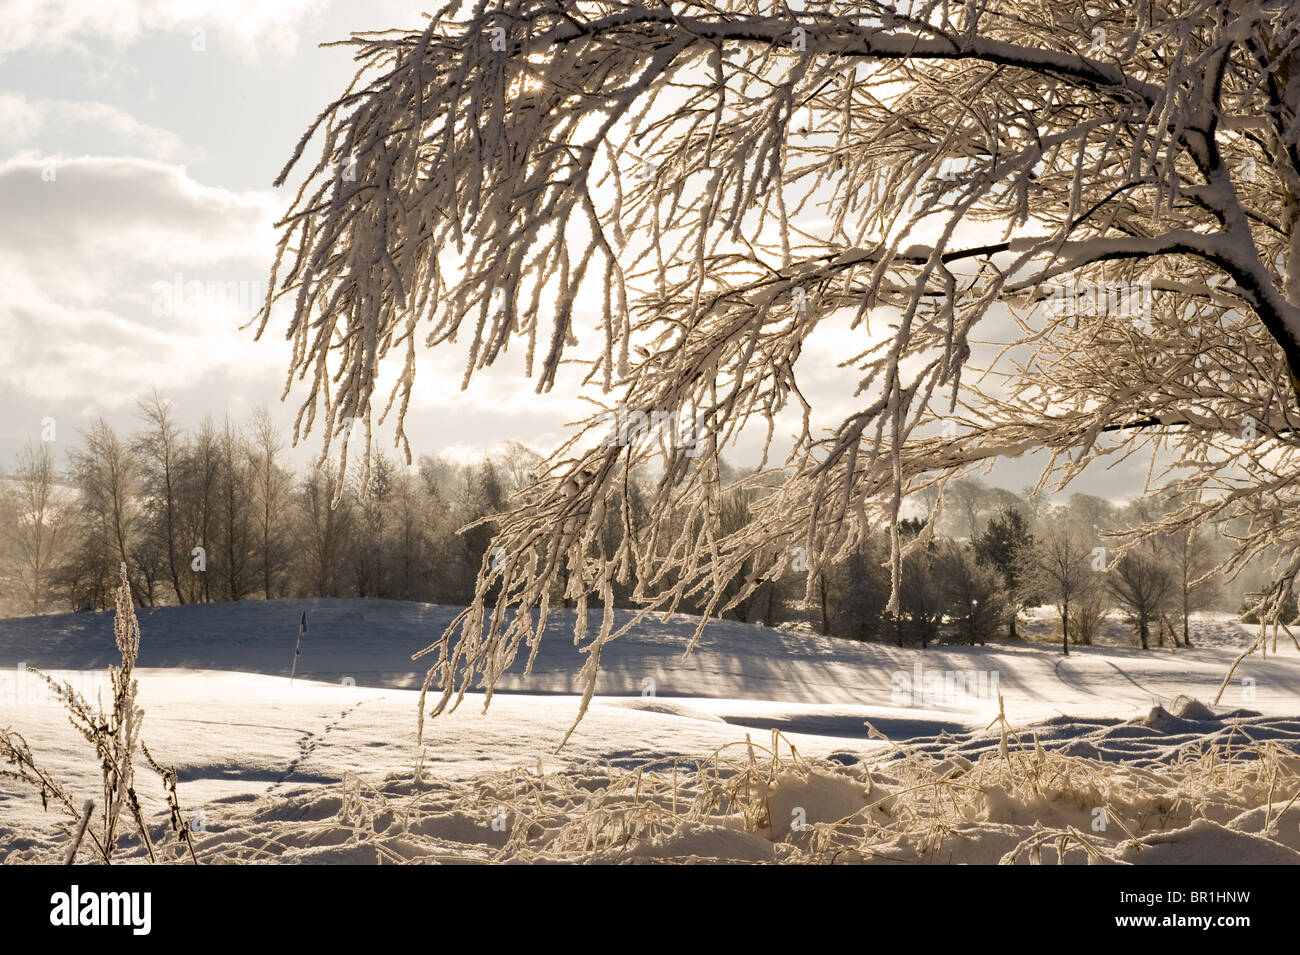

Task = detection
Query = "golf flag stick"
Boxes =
[290,610,306,686]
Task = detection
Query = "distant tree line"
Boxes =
[0,397,1269,651]
[0,394,539,617]
[704,475,1244,652]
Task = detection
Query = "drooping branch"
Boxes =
[258,0,1300,737]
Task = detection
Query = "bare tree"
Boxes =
[1020,522,1098,656]
[4,443,69,615]
[249,407,292,600]
[498,441,544,493]
[259,1,1300,730]
[297,463,356,598]
[943,479,1020,541]
[349,453,394,598]
[177,418,220,603]
[1109,548,1175,650]
[818,535,891,640]
[451,460,507,604]
[1066,586,1111,648]
[135,392,187,605]
[388,464,435,602]
[217,418,255,601]
[1162,523,1221,647]
[69,419,142,607]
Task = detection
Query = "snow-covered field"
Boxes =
[2,600,1298,863]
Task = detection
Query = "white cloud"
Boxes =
[0,153,274,263]
[0,94,187,160]
[0,93,42,140]
[0,0,326,59]
[0,154,285,405]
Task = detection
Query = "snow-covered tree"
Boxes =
[259,0,1300,732]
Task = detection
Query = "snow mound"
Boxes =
[1118,819,1300,865]
[889,701,1294,768]
[764,770,873,841]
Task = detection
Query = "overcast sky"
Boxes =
[0,0,1156,501]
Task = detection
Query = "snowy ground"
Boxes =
[1,600,1298,863]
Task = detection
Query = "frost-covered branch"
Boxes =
[261,0,1300,736]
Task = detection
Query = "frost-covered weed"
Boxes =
[0,564,198,863]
